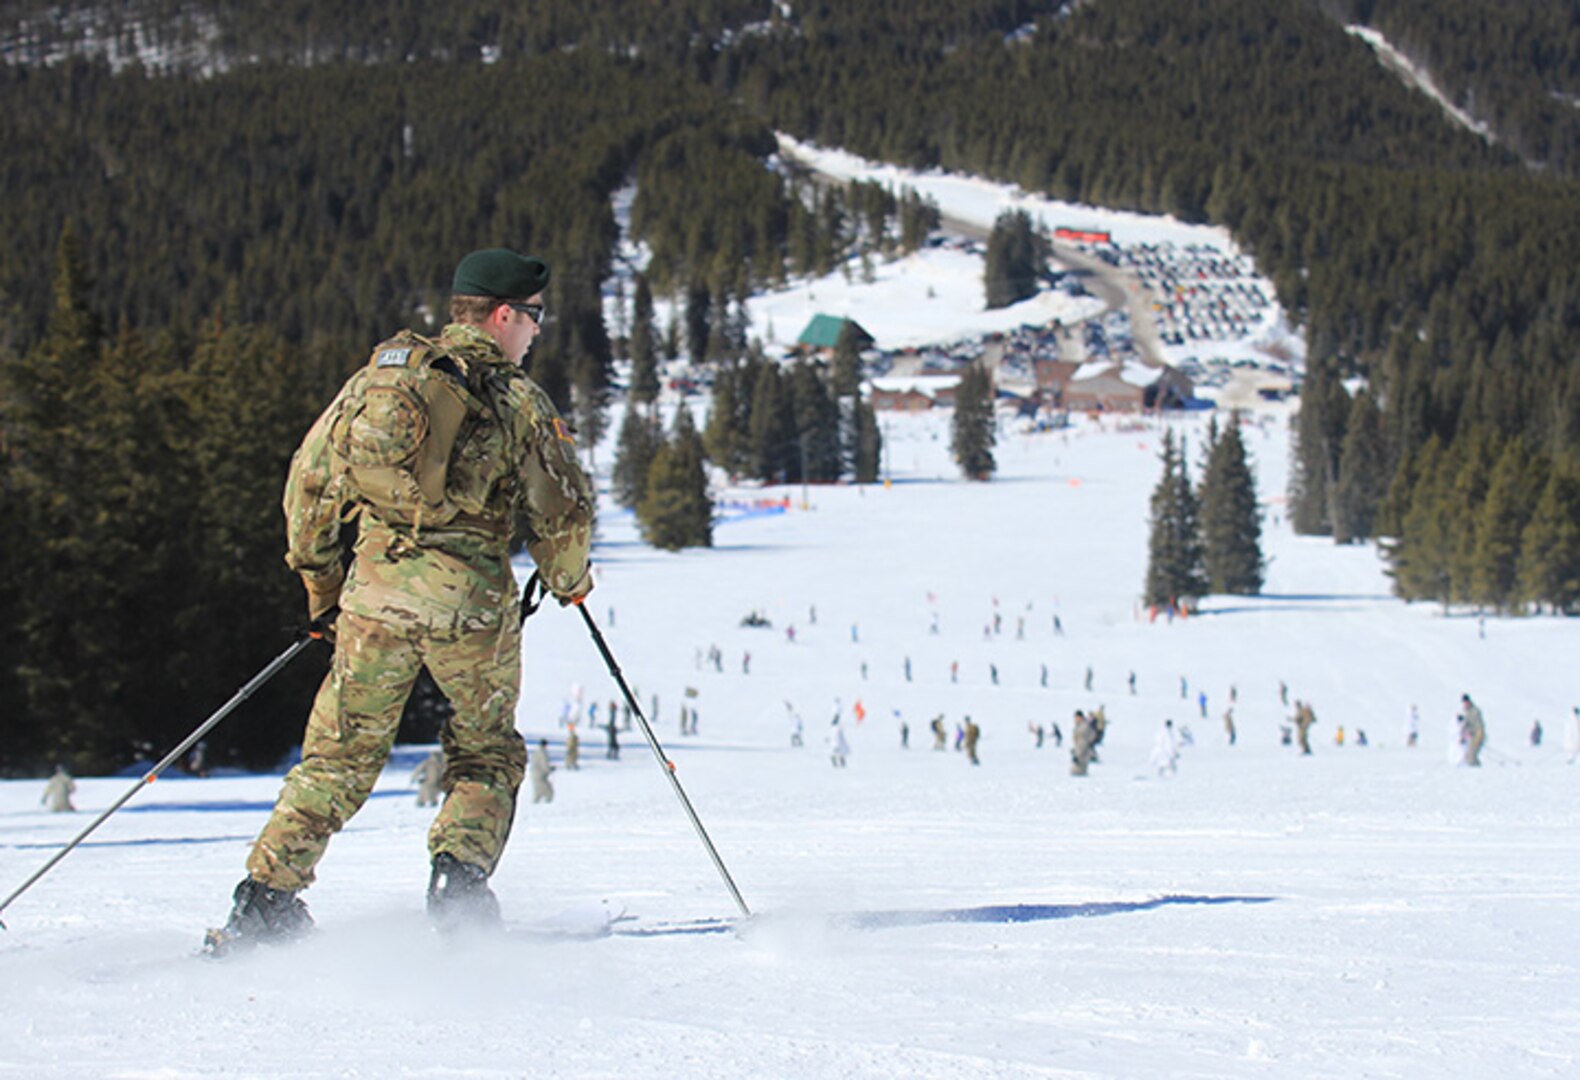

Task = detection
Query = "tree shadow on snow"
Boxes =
[617,894,1275,936]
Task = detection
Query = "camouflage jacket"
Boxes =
[284,323,594,631]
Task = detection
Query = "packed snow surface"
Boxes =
[3,143,1577,1079]
[3,405,1577,1079]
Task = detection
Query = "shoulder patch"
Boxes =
[375,347,414,368]
[552,417,576,444]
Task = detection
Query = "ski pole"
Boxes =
[0,619,331,929]
[572,596,752,920]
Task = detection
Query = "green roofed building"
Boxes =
[796,314,874,354]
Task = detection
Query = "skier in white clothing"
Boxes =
[1149,719,1181,777]
[1448,712,1468,766]
[828,718,850,768]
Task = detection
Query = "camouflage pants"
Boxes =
[247,610,526,891]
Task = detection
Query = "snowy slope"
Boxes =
[4,147,1579,1078]
[2,403,1578,1080]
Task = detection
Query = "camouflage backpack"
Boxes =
[326,330,479,529]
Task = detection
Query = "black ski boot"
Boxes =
[203,877,313,956]
[426,852,501,932]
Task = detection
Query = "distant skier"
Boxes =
[1150,719,1180,777]
[1460,694,1486,767]
[564,725,580,770]
[1529,719,1542,748]
[1084,665,1094,691]
[41,765,76,813]
[1449,711,1468,766]
[931,714,948,750]
[1405,704,1420,748]
[1293,700,1316,755]
[1128,671,1137,696]
[529,739,555,804]
[1222,708,1236,746]
[605,716,620,760]
[1197,690,1208,719]
[1070,711,1097,776]
[410,749,445,807]
[829,719,850,768]
[963,717,981,765]
[1090,705,1108,761]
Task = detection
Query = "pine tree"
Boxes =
[789,359,842,482]
[178,313,323,768]
[1289,356,1348,536]
[683,282,710,364]
[898,188,940,253]
[1447,428,1498,604]
[702,360,750,479]
[950,362,997,481]
[2,225,126,770]
[629,272,660,406]
[1470,440,1541,612]
[1198,414,1263,595]
[637,403,712,550]
[1144,430,1209,609]
[853,396,883,484]
[831,321,862,399]
[1388,437,1455,605]
[1516,465,1580,613]
[983,209,1046,310]
[746,359,796,482]
[1332,389,1388,544]
[831,320,864,475]
[611,400,661,510]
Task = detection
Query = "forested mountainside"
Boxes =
[1322,0,1580,174]
[2,0,1577,773]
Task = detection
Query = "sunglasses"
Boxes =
[507,301,546,325]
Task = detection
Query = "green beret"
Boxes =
[451,248,550,299]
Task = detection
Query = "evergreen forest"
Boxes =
[2,0,1578,772]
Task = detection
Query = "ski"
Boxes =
[200,900,633,957]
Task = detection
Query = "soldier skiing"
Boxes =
[207,248,594,953]
[963,716,981,765]
[1070,710,1097,776]
[1293,700,1316,755]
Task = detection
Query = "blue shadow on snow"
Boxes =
[616,894,1275,937]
